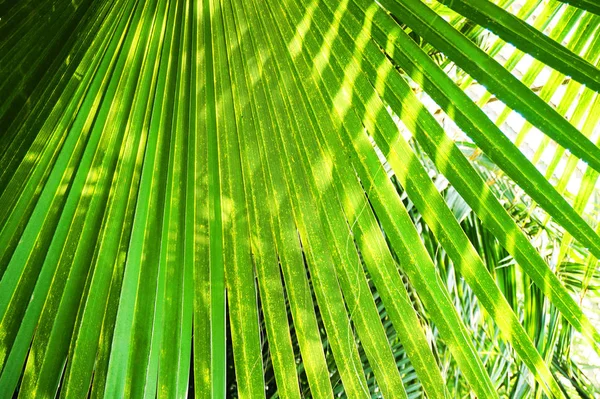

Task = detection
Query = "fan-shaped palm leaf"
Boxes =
[1,0,599,397]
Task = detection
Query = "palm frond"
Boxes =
[1,0,599,397]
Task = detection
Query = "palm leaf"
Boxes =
[1,0,599,397]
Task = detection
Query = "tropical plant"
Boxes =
[1,0,599,398]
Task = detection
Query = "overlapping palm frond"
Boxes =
[1,0,599,397]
